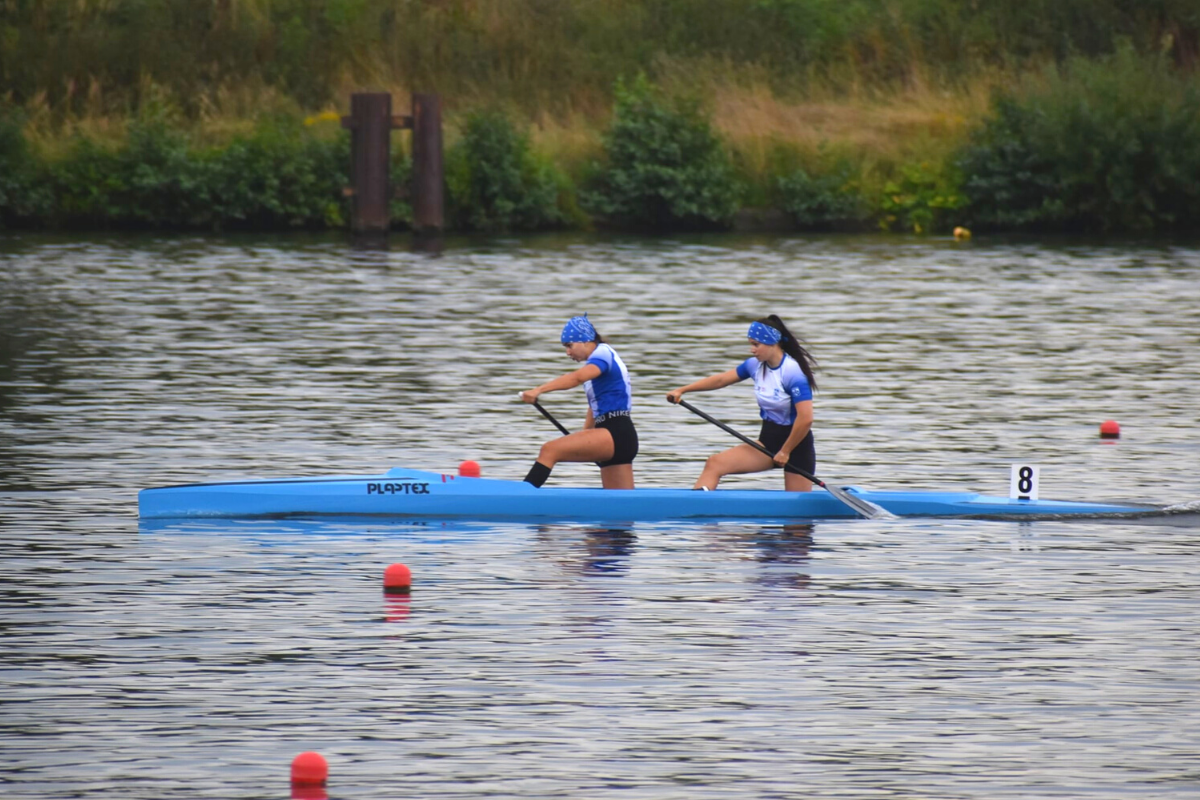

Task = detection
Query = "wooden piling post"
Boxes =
[341,93,394,235]
[341,92,444,239]
[410,93,444,236]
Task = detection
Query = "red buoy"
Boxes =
[384,563,412,593]
[291,752,328,786]
[459,460,481,477]
[1099,420,1120,439]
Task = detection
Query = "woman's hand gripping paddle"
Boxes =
[668,396,894,520]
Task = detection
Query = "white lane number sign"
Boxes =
[1009,464,1040,500]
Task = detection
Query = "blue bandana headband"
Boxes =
[747,321,783,346]
[561,314,597,344]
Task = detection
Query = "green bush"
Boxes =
[958,48,1200,232]
[777,162,868,231]
[445,110,565,232]
[120,118,210,227]
[42,116,349,230]
[584,76,741,231]
[0,109,51,227]
[201,120,350,229]
[878,160,965,234]
[48,135,129,227]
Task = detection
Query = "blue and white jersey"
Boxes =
[585,343,633,417]
[736,353,812,425]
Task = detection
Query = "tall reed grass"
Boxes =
[3,1,1198,232]
[4,0,1196,120]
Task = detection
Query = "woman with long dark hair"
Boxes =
[666,315,818,491]
[520,314,638,489]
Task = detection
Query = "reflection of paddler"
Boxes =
[532,524,637,577]
[753,523,814,563]
[582,526,637,575]
[520,315,638,489]
[749,523,814,590]
[667,315,819,491]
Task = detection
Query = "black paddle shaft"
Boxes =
[532,399,571,436]
[671,397,825,485]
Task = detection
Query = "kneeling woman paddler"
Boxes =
[520,315,638,489]
[666,315,818,491]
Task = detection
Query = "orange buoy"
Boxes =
[384,563,412,593]
[1099,420,1120,439]
[459,460,481,477]
[291,752,328,786]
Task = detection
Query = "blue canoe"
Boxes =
[137,467,1154,521]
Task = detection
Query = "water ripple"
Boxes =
[2,232,1199,799]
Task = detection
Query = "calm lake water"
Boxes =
[2,231,1199,799]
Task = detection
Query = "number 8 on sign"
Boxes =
[1009,464,1040,500]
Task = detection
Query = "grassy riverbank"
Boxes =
[3,0,1199,234]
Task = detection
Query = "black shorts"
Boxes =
[596,414,639,468]
[758,420,816,475]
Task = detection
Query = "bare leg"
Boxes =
[783,470,813,492]
[693,443,774,490]
[531,428,635,489]
[600,463,635,489]
[536,428,615,468]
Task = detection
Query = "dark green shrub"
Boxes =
[0,109,51,227]
[202,120,349,229]
[119,119,211,227]
[959,48,1200,232]
[43,116,349,230]
[48,135,129,227]
[445,110,565,232]
[47,114,208,228]
[583,76,741,231]
[777,162,869,230]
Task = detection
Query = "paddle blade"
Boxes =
[824,484,897,520]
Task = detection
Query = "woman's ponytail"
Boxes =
[759,315,818,391]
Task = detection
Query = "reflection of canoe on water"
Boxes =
[137,467,1156,521]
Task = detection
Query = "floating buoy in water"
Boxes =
[459,460,481,477]
[1099,420,1120,439]
[384,563,412,593]
[953,226,971,240]
[291,752,328,786]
